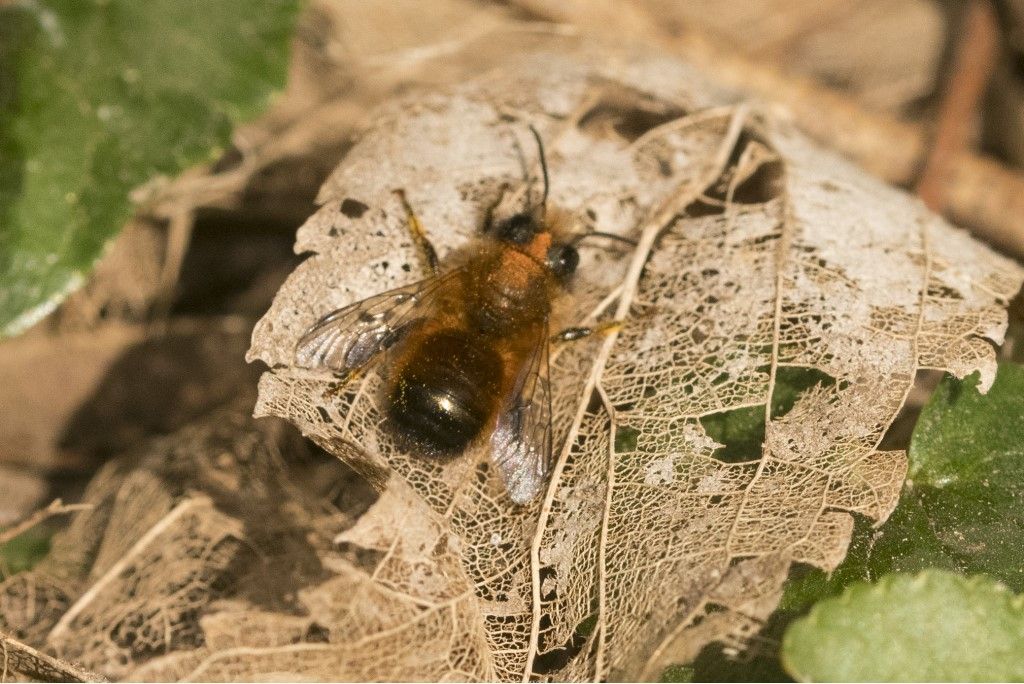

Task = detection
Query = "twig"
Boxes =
[153,207,195,315]
[0,631,106,682]
[0,500,92,546]
[916,0,1000,211]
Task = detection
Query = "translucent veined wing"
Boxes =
[490,322,553,505]
[295,270,461,375]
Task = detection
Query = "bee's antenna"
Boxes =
[569,231,639,248]
[529,124,549,215]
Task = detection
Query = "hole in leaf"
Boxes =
[615,425,639,453]
[340,197,369,218]
[576,87,687,143]
[927,284,963,300]
[683,198,725,218]
[334,542,386,573]
[681,609,793,682]
[539,566,557,602]
[702,128,784,205]
[304,622,330,643]
[732,158,784,204]
[700,367,835,463]
[532,613,597,675]
[878,368,945,451]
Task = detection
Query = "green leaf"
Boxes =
[700,366,834,462]
[660,664,695,682]
[909,363,1024,488]
[782,362,1024,612]
[0,526,51,577]
[0,0,299,336]
[782,571,1024,682]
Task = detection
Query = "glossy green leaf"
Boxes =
[782,571,1024,682]
[909,363,1024,488]
[0,0,299,336]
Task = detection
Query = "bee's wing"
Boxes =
[491,324,554,505]
[295,271,461,374]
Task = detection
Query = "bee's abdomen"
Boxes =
[385,329,504,454]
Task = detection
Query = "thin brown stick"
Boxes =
[916,0,1001,211]
[155,208,195,309]
[0,631,106,682]
[0,500,92,546]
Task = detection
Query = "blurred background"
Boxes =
[1,1,1023,678]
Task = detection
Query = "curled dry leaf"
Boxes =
[248,34,1023,681]
[0,402,372,681]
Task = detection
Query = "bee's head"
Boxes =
[495,212,540,246]
[495,212,577,281]
[545,240,579,281]
[492,125,578,282]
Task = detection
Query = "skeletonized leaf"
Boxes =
[140,479,491,682]
[0,401,366,681]
[782,362,1024,613]
[249,33,1024,681]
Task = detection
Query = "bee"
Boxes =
[295,128,626,504]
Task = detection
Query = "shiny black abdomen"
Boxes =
[385,328,504,454]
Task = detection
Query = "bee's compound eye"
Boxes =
[548,244,579,280]
[497,213,536,244]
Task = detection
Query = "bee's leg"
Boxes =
[551,321,622,344]
[394,189,440,276]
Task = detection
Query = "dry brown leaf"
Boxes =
[247,32,1024,681]
[0,400,370,681]
[135,479,489,682]
[0,630,106,683]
